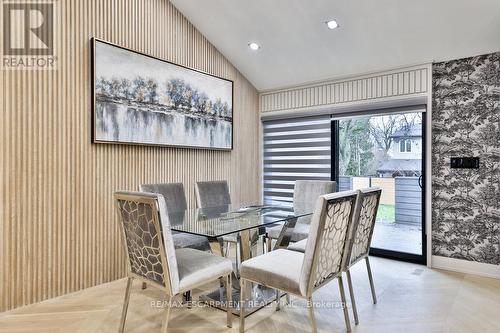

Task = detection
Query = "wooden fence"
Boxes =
[394,177,422,225]
[338,176,421,225]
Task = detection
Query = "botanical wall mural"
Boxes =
[432,52,500,264]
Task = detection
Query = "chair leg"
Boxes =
[225,274,233,328]
[239,279,246,333]
[183,291,192,309]
[365,257,377,304]
[235,242,240,278]
[119,277,133,333]
[338,276,352,333]
[161,296,173,333]
[275,289,281,311]
[307,296,317,333]
[267,236,272,252]
[346,270,359,325]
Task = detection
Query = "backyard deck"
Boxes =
[371,221,422,255]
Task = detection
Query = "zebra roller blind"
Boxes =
[263,115,332,205]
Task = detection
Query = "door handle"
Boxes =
[418,175,423,189]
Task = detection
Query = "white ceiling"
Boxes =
[171,0,500,91]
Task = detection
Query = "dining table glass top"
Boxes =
[167,202,313,238]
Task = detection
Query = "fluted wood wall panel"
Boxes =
[0,0,259,312]
[260,65,429,112]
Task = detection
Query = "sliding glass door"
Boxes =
[334,111,426,263]
[261,109,426,264]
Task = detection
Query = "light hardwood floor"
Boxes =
[1,257,499,333]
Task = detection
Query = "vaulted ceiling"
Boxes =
[171,0,500,91]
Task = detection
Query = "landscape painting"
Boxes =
[92,38,233,149]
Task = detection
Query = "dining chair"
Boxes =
[114,191,233,333]
[343,187,382,324]
[194,180,231,208]
[140,182,210,251]
[265,180,336,250]
[194,180,239,255]
[287,187,382,326]
[140,182,212,297]
[239,190,360,333]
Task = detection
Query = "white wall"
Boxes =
[390,138,422,160]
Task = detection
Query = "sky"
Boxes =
[95,41,233,105]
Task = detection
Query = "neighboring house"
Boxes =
[377,123,422,177]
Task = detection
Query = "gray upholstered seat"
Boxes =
[240,249,304,295]
[287,238,307,252]
[171,232,211,251]
[266,180,336,249]
[240,190,360,333]
[176,248,233,291]
[140,182,210,251]
[114,191,233,333]
[266,223,310,242]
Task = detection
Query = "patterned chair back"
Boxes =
[195,180,231,208]
[300,190,360,296]
[346,187,382,267]
[114,191,179,295]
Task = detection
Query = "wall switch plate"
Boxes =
[450,157,479,169]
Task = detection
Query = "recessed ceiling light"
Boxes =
[326,19,339,30]
[248,42,260,51]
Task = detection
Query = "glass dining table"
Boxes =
[168,202,313,316]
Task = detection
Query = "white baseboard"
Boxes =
[431,255,500,279]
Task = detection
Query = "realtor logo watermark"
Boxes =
[2,0,57,69]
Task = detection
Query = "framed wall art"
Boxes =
[91,38,233,150]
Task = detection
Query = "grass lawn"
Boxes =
[376,204,395,223]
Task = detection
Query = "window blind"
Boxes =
[262,115,332,206]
